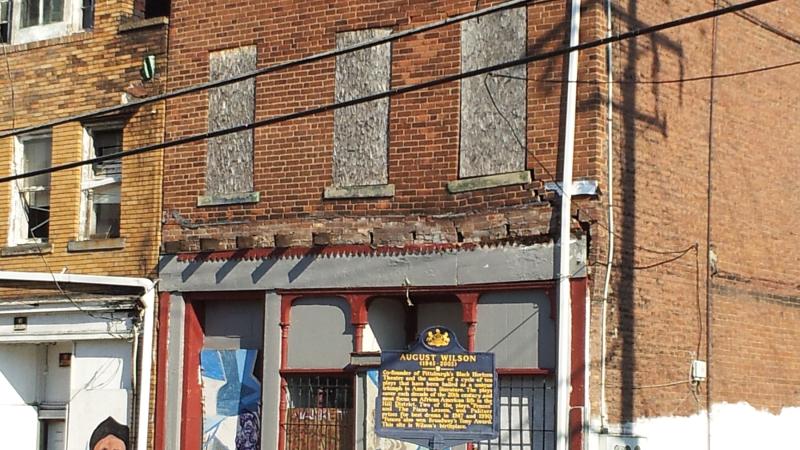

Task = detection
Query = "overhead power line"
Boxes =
[0,0,553,138]
[489,59,800,84]
[0,0,779,185]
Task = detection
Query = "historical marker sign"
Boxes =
[376,326,499,449]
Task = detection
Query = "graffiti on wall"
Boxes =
[201,349,262,450]
[89,416,129,450]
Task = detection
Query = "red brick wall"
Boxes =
[162,0,606,250]
[589,0,800,423]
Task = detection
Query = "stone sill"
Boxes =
[119,16,169,33]
[324,184,395,199]
[350,352,382,367]
[67,238,125,253]
[447,170,532,194]
[0,31,90,54]
[1,243,53,257]
[197,191,260,207]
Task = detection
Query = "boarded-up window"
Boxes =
[206,46,256,198]
[475,291,554,369]
[460,8,527,178]
[287,298,353,369]
[332,29,392,187]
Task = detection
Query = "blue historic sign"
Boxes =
[375,326,499,449]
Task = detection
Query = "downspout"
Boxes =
[557,0,581,449]
[599,0,614,434]
[0,271,155,450]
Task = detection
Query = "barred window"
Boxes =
[284,375,353,450]
[478,376,556,450]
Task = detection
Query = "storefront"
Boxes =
[156,241,587,450]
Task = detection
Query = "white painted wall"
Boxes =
[71,340,132,392]
[0,311,133,342]
[66,340,132,450]
[0,344,41,450]
[45,342,72,404]
[591,402,800,450]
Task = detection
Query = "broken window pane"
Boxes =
[18,135,52,241]
[82,126,123,240]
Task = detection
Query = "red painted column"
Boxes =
[569,278,587,450]
[278,294,300,450]
[153,292,170,450]
[457,292,480,351]
[348,294,370,353]
[180,299,204,450]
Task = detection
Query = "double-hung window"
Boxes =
[80,126,122,240]
[1,0,91,45]
[10,133,52,245]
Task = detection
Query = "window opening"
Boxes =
[477,376,555,450]
[81,126,122,239]
[0,1,11,43]
[13,134,52,243]
[144,0,168,19]
[284,375,353,450]
[80,0,92,29]
[21,0,63,28]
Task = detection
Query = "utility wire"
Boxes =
[489,59,800,84]
[0,0,780,185]
[722,0,800,46]
[0,0,552,138]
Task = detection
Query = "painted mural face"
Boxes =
[89,417,129,450]
[92,434,126,450]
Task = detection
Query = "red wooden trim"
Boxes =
[569,278,586,407]
[347,294,370,353]
[180,300,204,450]
[277,293,299,450]
[569,278,587,450]
[175,242,480,262]
[569,407,584,450]
[278,376,287,450]
[456,292,480,351]
[181,290,266,302]
[496,368,553,376]
[276,280,557,296]
[153,292,170,450]
[279,368,352,375]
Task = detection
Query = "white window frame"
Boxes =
[9,0,82,45]
[79,124,122,241]
[8,131,52,246]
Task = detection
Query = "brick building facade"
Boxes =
[153,1,800,450]
[0,1,168,449]
[156,1,604,449]
[589,1,800,448]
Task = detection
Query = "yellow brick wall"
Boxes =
[0,0,167,279]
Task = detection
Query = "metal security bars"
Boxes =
[478,375,556,450]
[284,375,354,450]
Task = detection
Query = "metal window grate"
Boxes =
[477,375,556,450]
[284,375,353,450]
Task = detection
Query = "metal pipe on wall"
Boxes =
[556,0,582,448]
[599,0,615,434]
